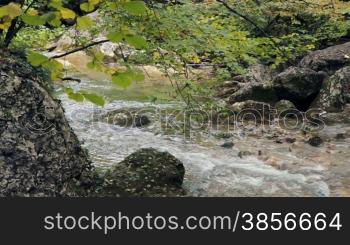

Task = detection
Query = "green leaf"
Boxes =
[60,8,76,19]
[21,15,46,26]
[94,51,104,61]
[77,16,94,30]
[68,92,85,102]
[107,32,124,43]
[42,60,63,80]
[64,87,74,94]
[87,61,97,69]
[80,0,100,12]
[0,3,22,18]
[112,72,133,88]
[121,1,147,16]
[131,70,145,81]
[27,52,49,67]
[82,92,105,106]
[49,0,63,9]
[111,69,144,88]
[125,35,147,49]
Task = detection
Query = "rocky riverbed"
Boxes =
[59,72,350,197]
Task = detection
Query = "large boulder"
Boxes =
[218,65,278,103]
[314,66,350,112]
[232,64,277,84]
[230,100,274,122]
[0,51,94,197]
[98,148,186,197]
[272,67,327,110]
[228,82,278,104]
[274,100,297,116]
[299,41,350,74]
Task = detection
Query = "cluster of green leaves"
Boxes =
[1,0,151,106]
[1,0,350,107]
[11,27,63,49]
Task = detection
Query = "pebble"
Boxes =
[220,142,234,148]
[307,136,323,147]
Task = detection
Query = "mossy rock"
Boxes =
[97,108,151,127]
[96,148,186,197]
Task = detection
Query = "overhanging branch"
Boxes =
[50,39,109,59]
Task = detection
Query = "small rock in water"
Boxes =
[275,139,283,144]
[335,133,346,140]
[215,132,233,139]
[307,136,323,147]
[285,137,296,144]
[238,151,252,158]
[221,142,234,148]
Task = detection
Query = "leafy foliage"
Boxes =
[1,0,350,107]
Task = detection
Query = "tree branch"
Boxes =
[216,0,285,56]
[61,77,81,83]
[50,39,109,59]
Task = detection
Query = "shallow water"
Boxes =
[59,77,350,197]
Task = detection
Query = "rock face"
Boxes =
[0,51,94,197]
[98,148,186,197]
[228,82,278,105]
[299,42,350,74]
[224,65,278,104]
[230,100,274,122]
[314,66,350,112]
[232,64,277,84]
[273,67,326,110]
[219,42,350,113]
[97,108,151,127]
[275,100,296,116]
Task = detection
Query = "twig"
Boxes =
[50,39,109,59]
[216,0,285,56]
[61,77,81,83]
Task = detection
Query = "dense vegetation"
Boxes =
[1,0,350,106]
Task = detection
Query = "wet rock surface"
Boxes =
[0,51,187,197]
[230,100,274,121]
[97,108,151,127]
[218,42,350,114]
[272,67,326,110]
[314,66,350,112]
[0,50,95,197]
[97,148,186,197]
[307,136,324,147]
[275,100,296,116]
[299,41,350,74]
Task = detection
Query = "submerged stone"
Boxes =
[97,108,151,127]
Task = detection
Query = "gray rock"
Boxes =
[313,66,350,112]
[232,64,277,84]
[230,100,275,122]
[216,81,241,98]
[273,67,327,110]
[220,142,234,148]
[307,136,323,147]
[98,148,186,197]
[274,100,297,116]
[97,108,151,127]
[218,65,278,103]
[228,82,278,104]
[238,151,253,158]
[299,41,350,74]
[0,51,95,197]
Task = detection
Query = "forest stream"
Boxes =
[58,74,350,197]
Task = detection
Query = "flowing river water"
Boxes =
[58,75,350,197]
